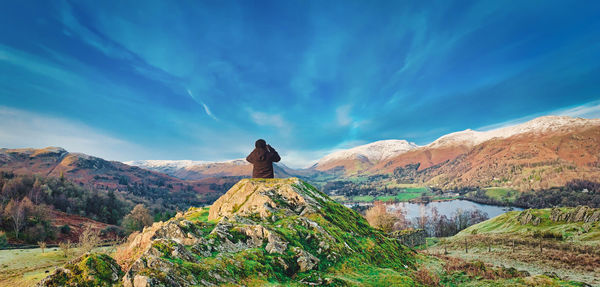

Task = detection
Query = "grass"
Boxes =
[350,187,433,203]
[483,187,519,202]
[0,246,112,287]
[455,208,600,244]
[352,195,375,202]
[425,207,600,286]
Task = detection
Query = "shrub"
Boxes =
[60,224,71,234]
[532,230,563,240]
[59,240,74,257]
[0,231,7,248]
[78,224,102,254]
[365,201,405,232]
[38,241,47,253]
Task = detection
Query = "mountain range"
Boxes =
[126,115,600,191]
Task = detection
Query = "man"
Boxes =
[246,139,281,178]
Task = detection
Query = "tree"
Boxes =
[122,204,153,232]
[4,197,33,239]
[365,201,397,233]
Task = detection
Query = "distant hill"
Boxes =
[125,159,299,180]
[0,147,235,209]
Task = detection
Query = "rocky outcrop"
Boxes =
[37,178,415,286]
[550,206,600,223]
[208,178,324,220]
[517,209,541,225]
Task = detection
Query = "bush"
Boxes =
[60,224,71,234]
[78,224,102,254]
[59,240,74,258]
[0,231,7,248]
[532,230,563,240]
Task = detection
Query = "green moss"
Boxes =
[43,253,123,287]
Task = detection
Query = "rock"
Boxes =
[517,209,541,225]
[550,206,600,223]
[292,247,320,272]
[208,178,323,221]
[265,232,288,254]
[133,275,149,287]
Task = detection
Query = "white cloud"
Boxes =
[477,100,600,131]
[0,106,149,161]
[554,100,600,119]
[336,105,352,126]
[249,111,290,130]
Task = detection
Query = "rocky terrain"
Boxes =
[37,178,416,286]
[36,178,590,286]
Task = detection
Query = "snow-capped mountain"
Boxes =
[428,116,600,148]
[313,140,419,172]
[125,159,251,180]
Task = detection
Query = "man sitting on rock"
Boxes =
[246,139,281,178]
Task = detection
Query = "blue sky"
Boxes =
[1,1,600,168]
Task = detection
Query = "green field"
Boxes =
[483,187,519,202]
[0,246,112,286]
[350,186,432,202]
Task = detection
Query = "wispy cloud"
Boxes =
[187,89,218,121]
[554,100,600,119]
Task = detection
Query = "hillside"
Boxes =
[0,147,234,209]
[313,140,418,174]
[312,116,600,191]
[427,206,600,285]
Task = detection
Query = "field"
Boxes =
[0,246,112,286]
[344,186,444,203]
[424,207,600,286]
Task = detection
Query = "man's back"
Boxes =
[246,140,280,178]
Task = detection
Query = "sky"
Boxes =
[1,1,600,168]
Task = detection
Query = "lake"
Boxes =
[346,199,523,221]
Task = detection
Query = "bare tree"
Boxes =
[4,198,30,239]
[78,224,102,254]
[38,241,47,253]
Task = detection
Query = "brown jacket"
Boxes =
[246,146,281,178]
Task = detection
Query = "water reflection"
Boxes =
[346,199,523,220]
